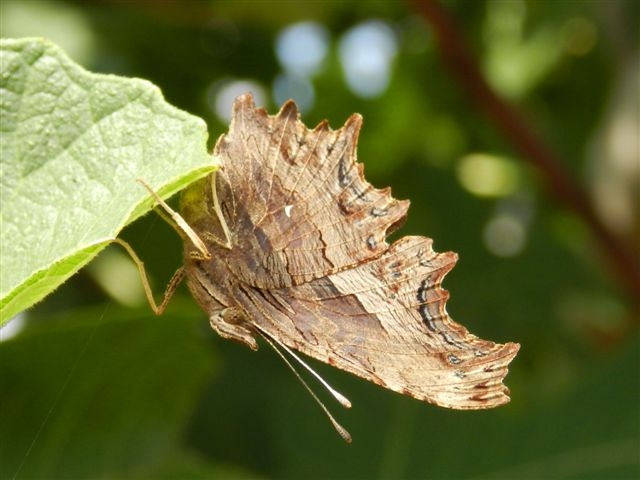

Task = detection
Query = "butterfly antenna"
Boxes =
[275,339,352,409]
[256,329,353,443]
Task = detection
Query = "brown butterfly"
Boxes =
[129,93,519,441]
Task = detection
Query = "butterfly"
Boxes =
[131,93,519,441]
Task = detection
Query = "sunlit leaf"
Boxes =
[0,38,216,323]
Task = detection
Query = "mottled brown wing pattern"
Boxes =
[232,235,519,409]
[184,93,518,410]
[212,95,409,289]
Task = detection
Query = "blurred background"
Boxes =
[1,0,638,478]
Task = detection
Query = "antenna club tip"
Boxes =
[337,394,352,409]
[334,423,352,443]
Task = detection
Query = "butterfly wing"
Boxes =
[210,94,409,289]
[189,94,518,408]
[231,235,519,409]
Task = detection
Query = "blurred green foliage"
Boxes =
[1,0,638,478]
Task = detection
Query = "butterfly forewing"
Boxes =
[213,96,409,289]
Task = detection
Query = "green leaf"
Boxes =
[0,37,216,324]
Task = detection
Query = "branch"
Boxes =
[413,0,640,302]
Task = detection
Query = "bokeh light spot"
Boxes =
[457,153,520,197]
[483,214,527,257]
[273,73,315,112]
[1,313,26,342]
[338,20,398,98]
[208,79,267,123]
[86,249,145,308]
[1,0,96,65]
[276,21,329,77]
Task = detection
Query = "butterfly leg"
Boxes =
[209,307,259,351]
[112,238,185,315]
[136,179,212,259]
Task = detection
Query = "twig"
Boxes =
[413,0,640,302]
